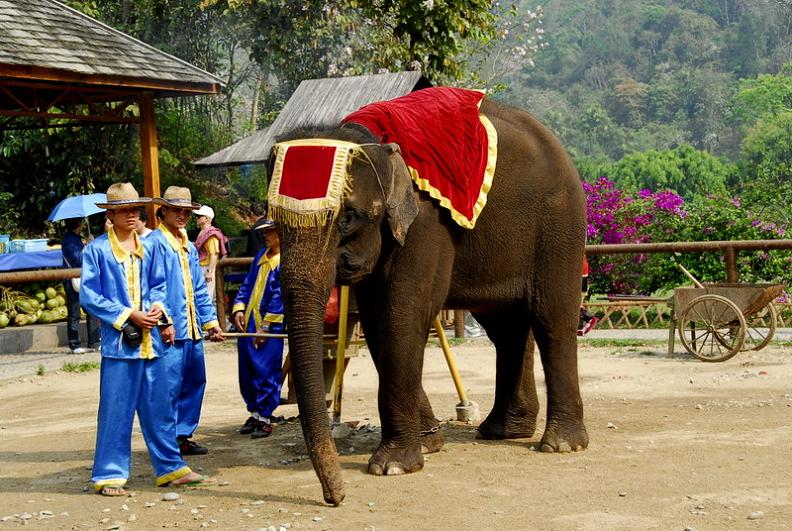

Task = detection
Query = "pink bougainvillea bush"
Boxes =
[583,177,791,295]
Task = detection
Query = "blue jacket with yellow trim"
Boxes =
[232,247,284,331]
[79,230,168,359]
[148,228,219,340]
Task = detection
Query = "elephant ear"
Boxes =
[383,143,418,245]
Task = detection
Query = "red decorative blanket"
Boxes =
[343,87,497,228]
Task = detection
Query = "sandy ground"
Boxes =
[1,334,791,530]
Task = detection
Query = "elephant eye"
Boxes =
[338,209,364,236]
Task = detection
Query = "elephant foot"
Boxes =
[420,426,445,454]
[539,418,589,453]
[476,413,536,440]
[367,443,424,476]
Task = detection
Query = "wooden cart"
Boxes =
[668,283,784,362]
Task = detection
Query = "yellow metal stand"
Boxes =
[332,285,351,424]
[433,316,479,421]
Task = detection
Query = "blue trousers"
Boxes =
[238,322,284,417]
[92,355,190,490]
[174,339,206,439]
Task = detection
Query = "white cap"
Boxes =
[194,205,214,219]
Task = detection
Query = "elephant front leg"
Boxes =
[419,387,444,454]
[367,366,427,476]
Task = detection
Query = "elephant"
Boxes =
[268,91,588,506]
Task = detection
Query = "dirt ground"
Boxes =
[1,335,791,530]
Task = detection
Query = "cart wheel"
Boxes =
[742,303,777,351]
[678,294,746,362]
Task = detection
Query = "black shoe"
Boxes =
[251,421,273,439]
[178,438,208,455]
[239,416,257,435]
[269,415,286,425]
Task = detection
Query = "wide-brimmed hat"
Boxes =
[153,186,201,209]
[194,205,215,219]
[255,219,277,231]
[95,183,151,209]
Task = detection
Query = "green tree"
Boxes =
[608,145,735,200]
[741,110,792,186]
[729,64,792,131]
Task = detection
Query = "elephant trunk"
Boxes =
[279,228,345,506]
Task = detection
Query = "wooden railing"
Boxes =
[584,299,792,330]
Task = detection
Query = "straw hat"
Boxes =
[95,183,151,209]
[153,186,201,209]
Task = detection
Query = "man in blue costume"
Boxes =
[81,183,214,496]
[232,220,285,439]
[150,186,224,456]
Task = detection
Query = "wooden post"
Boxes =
[453,309,465,338]
[139,93,160,228]
[215,263,226,329]
[724,247,738,283]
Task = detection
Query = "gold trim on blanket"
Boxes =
[409,113,497,229]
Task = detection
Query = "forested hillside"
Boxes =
[499,0,791,164]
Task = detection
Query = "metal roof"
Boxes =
[194,71,431,167]
[0,0,223,103]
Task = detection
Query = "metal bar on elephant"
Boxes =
[434,316,468,403]
[332,285,351,424]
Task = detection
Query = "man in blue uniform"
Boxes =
[232,220,285,438]
[150,186,224,455]
[81,183,214,495]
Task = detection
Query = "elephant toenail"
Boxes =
[385,463,405,475]
[368,463,384,476]
[540,443,555,453]
[558,442,572,453]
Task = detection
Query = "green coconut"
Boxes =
[14,313,29,326]
[16,299,34,314]
[35,291,46,303]
[0,312,9,328]
[45,287,57,299]
[55,295,66,307]
[37,311,54,324]
[46,298,59,309]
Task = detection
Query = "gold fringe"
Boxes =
[269,207,335,228]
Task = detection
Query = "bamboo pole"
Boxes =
[0,268,79,284]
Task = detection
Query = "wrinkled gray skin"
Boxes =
[276,99,588,506]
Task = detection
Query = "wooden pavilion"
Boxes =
[194,71,430,167]
[0,0,223,223]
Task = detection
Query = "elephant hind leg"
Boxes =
[472,308,539,440]
[533,322,588,453]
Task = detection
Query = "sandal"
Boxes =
[170,475,218,488]
[99,485,128,497]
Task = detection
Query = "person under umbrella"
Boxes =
[61,217,101,353]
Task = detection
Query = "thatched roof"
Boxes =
[194,71,431,168]
[0,0,223,109]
